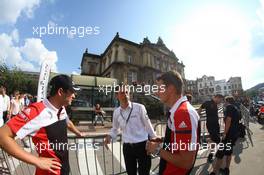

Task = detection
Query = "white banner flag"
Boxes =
[37,60,51,102]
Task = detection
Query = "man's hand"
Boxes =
[35,157,62,174]
[104,135,111,150]
[146,140,160,155]
[77,132,86,137]
[149,137,163,143]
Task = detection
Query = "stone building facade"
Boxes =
[227,77,243,96]
[187,75,243,103]
[214,79,232,96]
[186,79,199,103]
[197,75,216,101]
[81,33,185,85]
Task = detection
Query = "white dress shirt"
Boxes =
[0,95,4,126]
[1,95,10,112]
[109,101,156,143]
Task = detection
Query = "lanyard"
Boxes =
[120,103,134,124]
[57,107,63,120]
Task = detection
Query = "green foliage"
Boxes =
[246,90,258,98]
[0,64,38,95]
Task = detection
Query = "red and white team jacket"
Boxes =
[7,99,70,175]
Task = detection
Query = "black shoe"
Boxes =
[223,168,230,175]
[209,172,216,175]
[207,153,214,163]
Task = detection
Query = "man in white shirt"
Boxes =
[1,86,10,123]
[104,85,156,175]
[0,87,4,127]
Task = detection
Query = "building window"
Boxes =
[216,85,221,91]
[200,83,202,88]
[128,55,132,63]
[88,62,97,75]
[115,49,118,59]
[163,62,167,70]
[127,71,137,84]
[156,58,160,69]
[102,59,106,71]
[170,64,174,70]
[224,86,227,90]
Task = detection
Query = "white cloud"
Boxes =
[0,33,35,71]
[0,0,41,24]
[11,29,19,43]
[166,4,264,89]
[20,38,58,72]
[257,0,264,28]
[0,31,58,72]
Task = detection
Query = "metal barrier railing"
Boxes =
[0,105,252,175]
[67,134,127,175]
[153,107,225,144]
[240,104,253,145]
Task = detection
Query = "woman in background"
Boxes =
[9,90,21,118]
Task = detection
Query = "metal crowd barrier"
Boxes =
[240,104,253,145]
[154,107,225,145]
[0,105,252,175]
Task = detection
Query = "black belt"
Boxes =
[123,140,147,147]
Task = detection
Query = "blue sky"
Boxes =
[0,0,264,89]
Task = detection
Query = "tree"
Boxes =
[0,64,38,95]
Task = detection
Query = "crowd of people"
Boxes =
[0,87,36,127]
[0,71,242,175]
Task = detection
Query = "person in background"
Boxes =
[9,90,30,147]
[9,90,21,118]
[0,86,10,123]
[93,103,105,126]
[186,94,193,104]
[210,96,240,175]
[0,87,4,127]
[28,95,34,105]
[19,92,26,111]
[24,94,31,107]
[198,94,224,163]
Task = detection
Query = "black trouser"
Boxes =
[3,111,8,123]
[206,123,220,144]
[216,137,237,159]
[123,141,151,175]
